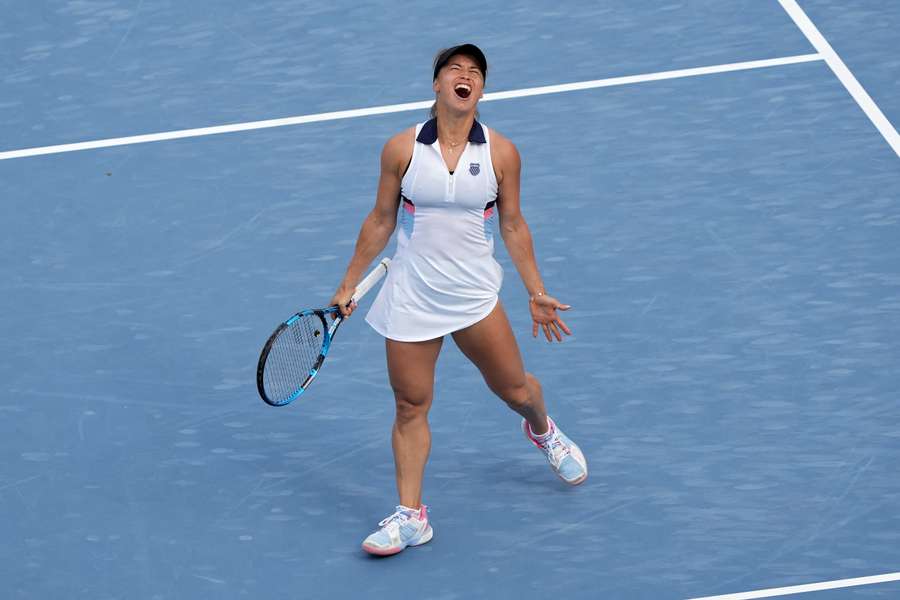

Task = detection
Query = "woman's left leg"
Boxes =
[451,299,588,485]
[450,300,550,435]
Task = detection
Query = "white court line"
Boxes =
[779,0,900,156]
[687,571,900,600]
[0,54,822,161]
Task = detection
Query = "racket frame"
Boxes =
[256,307,343,406]
[256,257,390,406]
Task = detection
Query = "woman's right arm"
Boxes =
[331,129,413,317]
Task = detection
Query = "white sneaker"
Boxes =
[361,505,433,556]
[523,416,588,485]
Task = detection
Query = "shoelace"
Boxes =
[541,433,571,465]
[378,509,407,529]
[378,506,423,530]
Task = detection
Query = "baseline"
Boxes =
[687,571,900,600]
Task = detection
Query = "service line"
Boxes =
[0,54,822,161]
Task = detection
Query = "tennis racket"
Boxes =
[256,257,390,406]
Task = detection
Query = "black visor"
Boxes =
[432,44,488,81]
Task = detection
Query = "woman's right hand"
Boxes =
[329,285,358,319]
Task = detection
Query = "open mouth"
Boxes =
[454,83,472,99]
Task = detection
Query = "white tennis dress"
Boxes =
[365,119,503,342]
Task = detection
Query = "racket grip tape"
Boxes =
[350,257,391,303]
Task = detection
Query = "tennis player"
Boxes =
[330,44,588,556]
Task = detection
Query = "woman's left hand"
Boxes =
[529,294,572,342]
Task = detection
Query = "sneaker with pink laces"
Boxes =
[523,416,588,485]
[361,505,432,556]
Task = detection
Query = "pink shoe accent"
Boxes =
[525,416,555,444]
[362,543,404,556]
[397,504,425,517]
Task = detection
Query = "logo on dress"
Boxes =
[469,162,480,176]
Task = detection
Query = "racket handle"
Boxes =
[350,257,391,303]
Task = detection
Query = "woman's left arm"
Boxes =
[492,132,572,342]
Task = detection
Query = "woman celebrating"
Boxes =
[330,44,587,556]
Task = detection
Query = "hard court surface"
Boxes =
[2,1,899,598]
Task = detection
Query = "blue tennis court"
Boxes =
[2,1,898,598]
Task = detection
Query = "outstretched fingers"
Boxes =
[530,296,573,342]
[555,314,572,336]
[544,322,557,342]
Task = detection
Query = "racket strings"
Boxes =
[262,313,328,404]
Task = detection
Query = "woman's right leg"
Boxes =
[386,336,443,508]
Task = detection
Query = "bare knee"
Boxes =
[393,389,431,426]
[497,372,540,411]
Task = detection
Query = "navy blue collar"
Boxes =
[416,118,486,145]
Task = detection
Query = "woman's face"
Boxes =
[433,54,485,112]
